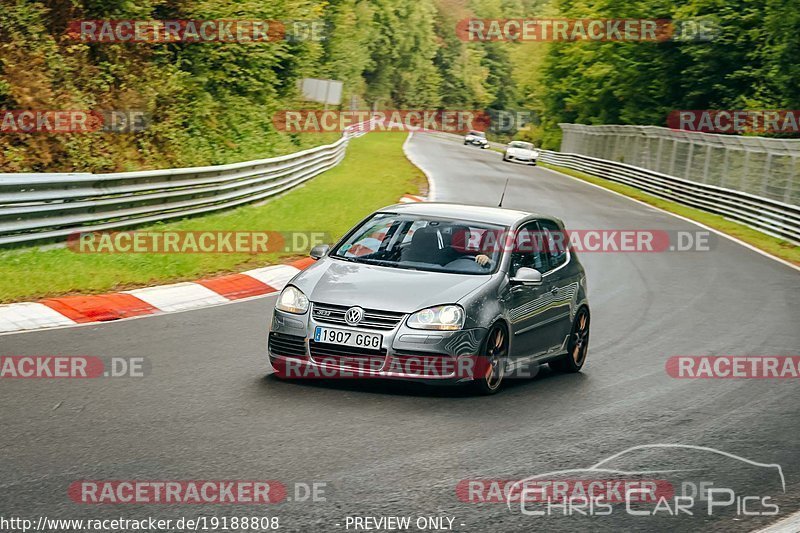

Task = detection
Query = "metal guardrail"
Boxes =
[559,124,800,206]
[539,150,800,244]
[420,129,800,244]
[0,123,371,247]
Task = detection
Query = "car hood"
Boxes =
[289,258,493,313]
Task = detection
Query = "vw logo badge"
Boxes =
[344,306,365,326]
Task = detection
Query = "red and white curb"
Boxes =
[0,258,314,334]
[0,194,427,335]
[399,194,425,203]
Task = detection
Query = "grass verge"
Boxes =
[539,162,799,266]
[0,133,425,303]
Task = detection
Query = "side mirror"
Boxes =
[310,244,330,260]
[510,267,543,286]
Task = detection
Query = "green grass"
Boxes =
[539,162,799,266]
[0,133,426,303]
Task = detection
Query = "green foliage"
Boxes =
[364,0,443,107]
[0,0,797,167]
[0,0,341,172]
[535,0,800,148]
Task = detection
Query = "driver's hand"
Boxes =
[475,254,490,266]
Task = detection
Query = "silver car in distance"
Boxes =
[464,130,489,148]
[268,203,590,394]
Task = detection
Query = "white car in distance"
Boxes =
[503,141,538,165]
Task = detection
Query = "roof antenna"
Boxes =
[498,178,510,208]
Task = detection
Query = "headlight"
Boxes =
[407,305,464,331]
[276,285,309,314]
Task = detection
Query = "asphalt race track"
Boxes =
[1,132,798,532]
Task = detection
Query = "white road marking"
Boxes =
[404,132,437,201]
[754,510,800,533]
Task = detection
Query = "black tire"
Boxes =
[471,323,509,395]
[550,307,590,373]
[502,155,509,162]
[464,141,468,145]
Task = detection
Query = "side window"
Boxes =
[538,219,568,270]
[510,222,548,274]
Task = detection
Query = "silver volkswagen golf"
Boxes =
[268,203,590,394]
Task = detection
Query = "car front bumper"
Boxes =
[505,154,537,164]
[268,308,488,383]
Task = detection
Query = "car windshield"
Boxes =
[469,131,486,137]
[509,141,533,150]
[331,213,506,275]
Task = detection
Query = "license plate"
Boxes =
[314,326,382,350]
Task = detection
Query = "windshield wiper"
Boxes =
[332,255,389,266]
[331,255,358,263]
[354,258,396,266]
[332,256,422,270]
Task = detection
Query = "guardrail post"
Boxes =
[762,153,772,197]
[684,142,694,180]
[741,150,751,192]
[668,139,678,176]
[721,148,730,188]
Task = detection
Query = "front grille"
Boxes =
[309,341,386,371]
[269,333,307,358]
[312,303,405,330]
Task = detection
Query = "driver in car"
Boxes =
[446,226,492,267]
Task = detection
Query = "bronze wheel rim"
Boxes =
[484,326,507,390]
[571,309,590,366]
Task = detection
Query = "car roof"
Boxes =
[378,202,548,226]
